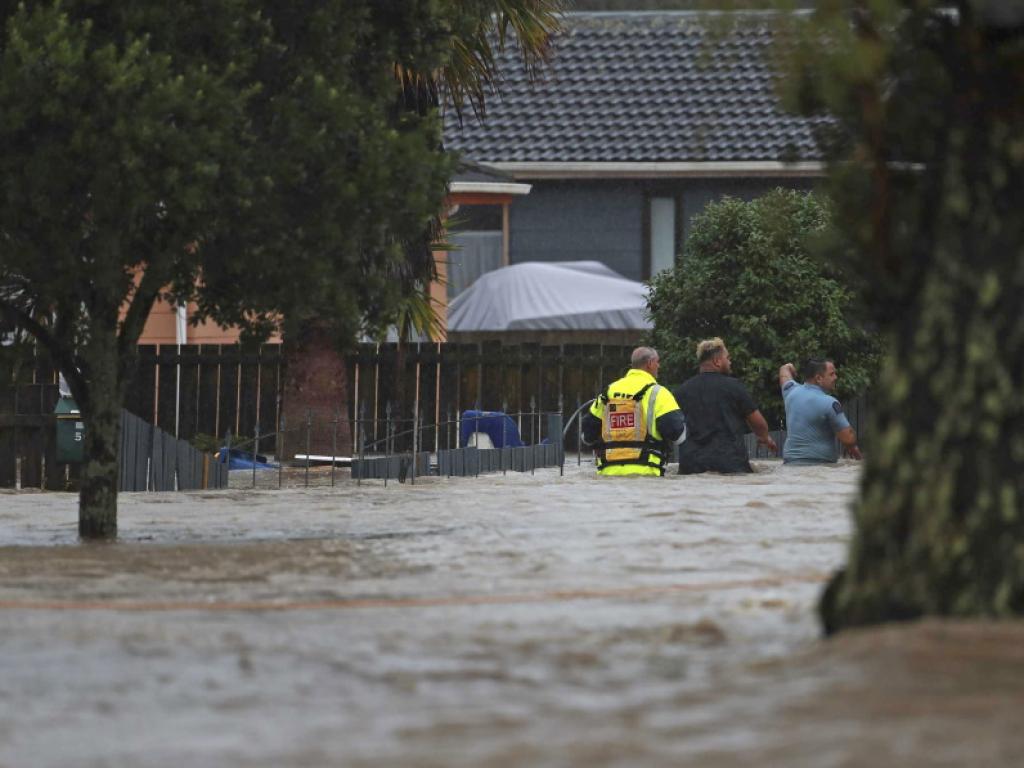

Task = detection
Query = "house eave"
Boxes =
[448,181,533,195]
[488,161,826,180]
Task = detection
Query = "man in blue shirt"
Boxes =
[778,358,861,464]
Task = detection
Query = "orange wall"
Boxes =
[137,298,281,346]
[135,191,511,346]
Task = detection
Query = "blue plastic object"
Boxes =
[216,446,277,470]
[459,411,525,448]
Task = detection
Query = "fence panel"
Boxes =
[0,420,15,487]
[176,439,195,489]
[150,426,167,491]
[5,343,874,486]
[174,344,200,441]
[195,345,221,439]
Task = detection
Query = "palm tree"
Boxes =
[386,0,565,425]
[396,0,564,124]
[283,1,564,459]
[391,0,564,298]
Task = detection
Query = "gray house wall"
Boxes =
[509,177,817,281]
[509,181,646,280]
[680,177,816,246]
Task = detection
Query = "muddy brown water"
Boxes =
[1,461,1021,767]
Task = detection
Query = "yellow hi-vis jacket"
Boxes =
[588,369,681,476]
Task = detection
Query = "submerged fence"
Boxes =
[3,341,872,489]
[119,409,228,492]
[3,341,637,458]
[0,383,226,491]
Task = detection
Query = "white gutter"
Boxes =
[488,161,825,180]
[448,181,533,195]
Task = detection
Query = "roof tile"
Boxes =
[445,12,821,163]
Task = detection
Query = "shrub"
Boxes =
[647,189,880,424]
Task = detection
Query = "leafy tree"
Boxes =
[344,0,564,445]
[775,2,1024,631]
[0,1,455,537]
[0,0,563,537]
[647,189,879,424]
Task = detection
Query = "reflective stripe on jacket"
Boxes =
[588,369,681,476]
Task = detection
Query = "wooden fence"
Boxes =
[0,382,226,491]
[3,341,636,454]
[3,342,872,464]
[0,383,65,489]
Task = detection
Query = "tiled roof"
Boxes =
[451,160,515,184]
[444,12,823,164]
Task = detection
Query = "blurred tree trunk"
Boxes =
[813,4,1024,632]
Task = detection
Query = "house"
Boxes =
[435,162,532,336]
[135,162,529,346]
[443,11,824,286]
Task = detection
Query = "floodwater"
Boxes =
[1,461,1022,767]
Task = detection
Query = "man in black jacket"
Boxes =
[673,338,776,474]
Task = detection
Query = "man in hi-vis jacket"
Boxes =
[582,347,684,476]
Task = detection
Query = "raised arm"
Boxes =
[779,362,797,391]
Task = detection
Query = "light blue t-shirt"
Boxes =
[781,382,851,464]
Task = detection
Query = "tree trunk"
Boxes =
[821,80,1024,633]
[77,325,123,539]
[280,323,353,462]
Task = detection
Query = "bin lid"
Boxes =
[54,396,80,416]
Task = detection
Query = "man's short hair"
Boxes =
[630,346,658,369]
[696,337,726,364]
[801,357,832,381]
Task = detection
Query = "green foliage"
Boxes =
[647,189,880,422]
[0,0,477,532]
[190,432,220,454]
[0,0,464,397]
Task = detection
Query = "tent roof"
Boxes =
[447,261,652,332]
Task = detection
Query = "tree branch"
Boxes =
[0,295,85,399]
[118,261,169,356]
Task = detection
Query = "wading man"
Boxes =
[674,338,776,474]
[779,359,861,464]
[582,347,684,476]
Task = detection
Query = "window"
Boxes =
[648,196,678,278]
[447,204,504,300]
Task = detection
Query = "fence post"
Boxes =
[304,409,311,488]
[501,399,508,476]
[331,408,338,488]
[224,429,232,491]
[384,401,391,487]
[277,413,285,489]
[529,396,537,476]
[411,406,418,486]
[252,421,260,488]
[474,399,481,478]
[357,401,365,487]
[559,393,565,477]
[576,394,583,467]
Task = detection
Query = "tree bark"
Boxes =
[820,30,1024,631]
[77,321,123,539]
[280,323,353,461]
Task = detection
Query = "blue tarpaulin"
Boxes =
[216,446,278,470]
[459,411,525,448]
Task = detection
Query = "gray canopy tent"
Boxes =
[446,261,652,345]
